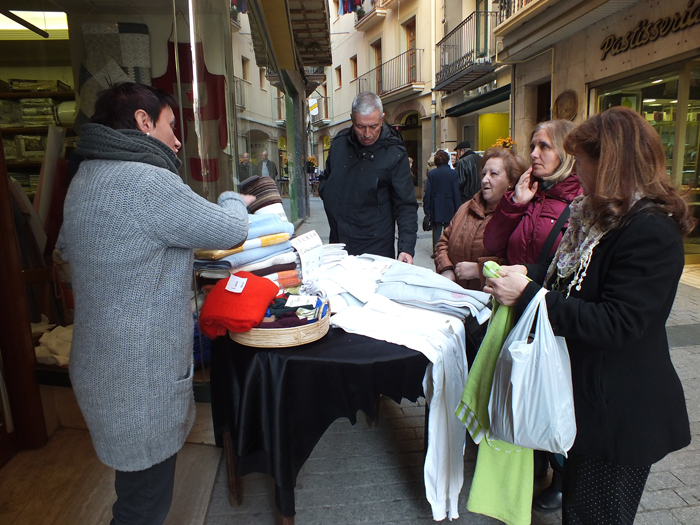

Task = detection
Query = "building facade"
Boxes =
[495,0,700,261]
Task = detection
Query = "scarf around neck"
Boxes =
[76,123,182,175]
[544,195,608,298]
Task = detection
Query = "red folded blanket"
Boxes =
[198,271,280,338]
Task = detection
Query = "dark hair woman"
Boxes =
[424,149,462,251]
[485,106,695,524]
[57,82,254,524]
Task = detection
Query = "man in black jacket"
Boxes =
[454,141,481,204]
[319,92,418,262]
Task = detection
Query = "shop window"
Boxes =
[597,63,700,261]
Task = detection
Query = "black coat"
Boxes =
[424,164,461,224]
[521,204,690,466]
[319,124,418,258]
[455,151,481,204]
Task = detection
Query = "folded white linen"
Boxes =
[331,295,467,521]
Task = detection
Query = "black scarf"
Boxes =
[76,123,182,175]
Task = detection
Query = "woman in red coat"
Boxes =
[486,107,694,524]
[483,120,582,265]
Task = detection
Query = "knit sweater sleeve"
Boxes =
[138,169,249,250]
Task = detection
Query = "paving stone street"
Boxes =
[205,197,700,524]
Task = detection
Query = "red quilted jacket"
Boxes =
[483,174,582,265]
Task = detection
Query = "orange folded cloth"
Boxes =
[198,271,280,337]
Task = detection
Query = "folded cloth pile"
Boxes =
[194,213,296,274]
[35,325,73,366]
[358,253,491,322]
[241,175,283,214]
[198,271,280,337]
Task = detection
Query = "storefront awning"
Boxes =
[445,84,511,117]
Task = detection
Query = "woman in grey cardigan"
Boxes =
[58,83,253,524]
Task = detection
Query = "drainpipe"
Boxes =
[431,0,437,152]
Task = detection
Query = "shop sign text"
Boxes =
[600,0,700,60]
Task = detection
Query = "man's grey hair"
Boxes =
[352,92,383,116]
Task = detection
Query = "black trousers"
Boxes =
[563,452,650,525]
[111,453,178,525]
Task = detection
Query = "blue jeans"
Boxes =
[111,453,177,525]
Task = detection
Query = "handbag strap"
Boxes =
[537,205,570,265]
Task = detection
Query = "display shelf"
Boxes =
[0,90,75,100]
[1,125,73,135]
[6,161,42,168]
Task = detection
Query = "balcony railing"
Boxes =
[233,76,245,108]
[353,49,424,98]
[434,11,499,92]
[311,96,329,124]
[497,0,537,21]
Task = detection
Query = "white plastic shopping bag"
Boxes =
[488,288,576,455]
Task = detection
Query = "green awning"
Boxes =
[445,84,511,117]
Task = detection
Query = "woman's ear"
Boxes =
[134,109,151,134]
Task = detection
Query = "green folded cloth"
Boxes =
[455,300,515,441]
[455,300,534,525]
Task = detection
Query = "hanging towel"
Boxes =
[454,301,533,525]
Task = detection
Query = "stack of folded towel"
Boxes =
[194,213,299,285]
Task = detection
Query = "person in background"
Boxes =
[483,119,581,512]
[238,151,253,180]
[485,106,693,525]
[434,146,526,364]
[408,156,417,186]
[319,92,418,262]
[423,150,461,252]
[57,82,254,525]
[254,150,278,181]
[454,141,482,204]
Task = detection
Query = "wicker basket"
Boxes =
[229,301,331,348]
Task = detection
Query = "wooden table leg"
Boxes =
[278,515,295,525]
[222,431,243,507]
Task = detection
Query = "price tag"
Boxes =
[285,295,318,307]
[225,274,247,293]
[290,230,323,279]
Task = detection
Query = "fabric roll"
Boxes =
[241,175,283,213]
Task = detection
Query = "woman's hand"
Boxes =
[483,267,530,306]
[440,269,456,282]
[242,194,256,206]
[455,261,479,281]
[513,167,539,205]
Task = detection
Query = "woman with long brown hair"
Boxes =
[485,106,695,524]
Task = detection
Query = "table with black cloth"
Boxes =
[210,327,430,520]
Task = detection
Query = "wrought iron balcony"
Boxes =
[233,76,245,109]
[352,49,424,103]
[434,10,500,93]
[354,2,388,32]
[497,0,537,21]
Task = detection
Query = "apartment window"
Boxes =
[336,65,342,88]
[241,56,250,81]
[259,68,266,90]
[350,55,358,80]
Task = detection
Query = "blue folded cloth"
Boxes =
[194,241,294,269]
[247,213,295,240]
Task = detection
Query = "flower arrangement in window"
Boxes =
[281,154,288,167]
[306,155,318,168]
[494,136,515,149]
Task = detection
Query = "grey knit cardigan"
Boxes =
[58,124,249,471]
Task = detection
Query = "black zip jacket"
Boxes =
[319,123,418,258]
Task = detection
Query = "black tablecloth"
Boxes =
[210,327,429,515]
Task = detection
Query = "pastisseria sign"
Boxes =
[600,0,700,60]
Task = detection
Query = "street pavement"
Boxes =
[205,196,700,524]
